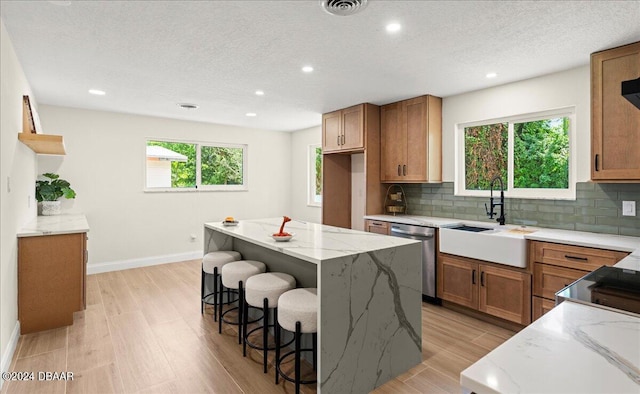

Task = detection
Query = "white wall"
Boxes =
[0,20,38,380]
[442,66,590,182]
[289,126,322,223]
[37,106,292,270]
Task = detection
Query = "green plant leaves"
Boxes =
[35,173,76,202]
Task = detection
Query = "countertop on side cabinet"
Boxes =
[17,214,90,237]
[460,300,640,394]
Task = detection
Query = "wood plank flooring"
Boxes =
[2,260,515,394]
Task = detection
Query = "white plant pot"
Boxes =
[41,201,61,216]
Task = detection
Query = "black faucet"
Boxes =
[485,176,506,225]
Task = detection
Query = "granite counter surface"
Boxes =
[17,214,90,237]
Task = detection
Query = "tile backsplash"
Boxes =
[402,182,640,237]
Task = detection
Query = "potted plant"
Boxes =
[35,173,76,216]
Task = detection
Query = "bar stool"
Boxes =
[220,260,266,344]
[243,272,296,373]
[276,288,317,394]
[201,251,242,320]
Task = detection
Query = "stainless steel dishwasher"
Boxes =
[389,223,439,304]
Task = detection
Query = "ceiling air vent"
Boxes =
[321,0,368,16]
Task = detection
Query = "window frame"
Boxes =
[144,138,248,192]
[454,107,576,200]
[307,144,322,207]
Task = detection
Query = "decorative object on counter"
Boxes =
[35,173,76,216]
[384,184,407,215]
[223,216,239,226]
[273,216,292,237]
[272,233,295,242]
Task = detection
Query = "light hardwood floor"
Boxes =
[2,260,515,394]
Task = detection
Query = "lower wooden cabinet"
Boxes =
[437,253,531,325]
[364,220,390,235]
[18,232,87,334]
[529,240,629,321]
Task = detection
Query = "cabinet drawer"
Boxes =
[533,263,587,299]
[532,296,556,321]
[532,241,628,271]
[365,220,389,235]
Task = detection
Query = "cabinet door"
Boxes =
[365,220,389,235]
[322,110,342,153]
[533,263,586,300]
[532,296,556,321]
[591,41,640,181]
[403,96,428,181]
[479,264,531,325]
[437,255,478,309]
[341,105,364,151]
[380,102,404,181]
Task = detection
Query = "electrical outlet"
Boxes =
[622,201,636,216]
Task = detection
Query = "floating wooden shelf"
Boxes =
[18,95,66,155]
[18,133,66,155]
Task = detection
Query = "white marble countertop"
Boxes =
[17,214,90,237]
[205,218,418,265]
[461,300,640,394]
[363,214,640,271]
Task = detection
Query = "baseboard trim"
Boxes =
[1,321,21,389]
[87,250,203,275]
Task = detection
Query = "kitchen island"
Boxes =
[204,218,422,393]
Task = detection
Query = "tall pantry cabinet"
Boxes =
[322,103,384,229]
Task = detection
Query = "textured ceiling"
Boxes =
[1,1,639,131]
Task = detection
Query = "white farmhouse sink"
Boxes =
[439,225,534,268]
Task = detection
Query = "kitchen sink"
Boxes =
[439,225,533,268]
[449,225,493,233]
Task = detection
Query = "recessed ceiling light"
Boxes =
[246,112,257,117]
[255,90,264,96]
[177,103,199,110]
[486,72,498,79]
[386,23,401,33]
[302,66,314,73]
[88,89,106,96]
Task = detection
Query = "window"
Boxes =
[456,108,575,199]
[145,139,247,191]
[308,145,322,206]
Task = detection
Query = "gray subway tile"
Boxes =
[575,223,619,235]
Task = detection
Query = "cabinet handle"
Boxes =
[403,165,407,176]
[337,135,341,146]
[595,154,599,171]
[341,134,345,145]
[564,254,588,261]
[472,269,476,285]
[480,271,485,287]
[397,165,401,176]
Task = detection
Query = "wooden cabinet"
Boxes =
[530,240,629,321]
[365,220,389,235]
[322,104,366,153]
[322,104,383,229]
[381,95,442,183]
[18,232,87,334]
[591,41,640,181]
[437,253,531,325]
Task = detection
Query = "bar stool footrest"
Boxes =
[276,349,318,385]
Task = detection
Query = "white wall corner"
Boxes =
[0,321,21,388]
[87,250,203,275]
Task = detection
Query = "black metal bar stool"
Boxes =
[219,260,266,344]
[276,288,318,394]
[201,251,241,320]
[243,272,296,372]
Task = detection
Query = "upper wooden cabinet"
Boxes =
[380,95,442,183]
[591,41,640,181]
[322,104,371,153]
